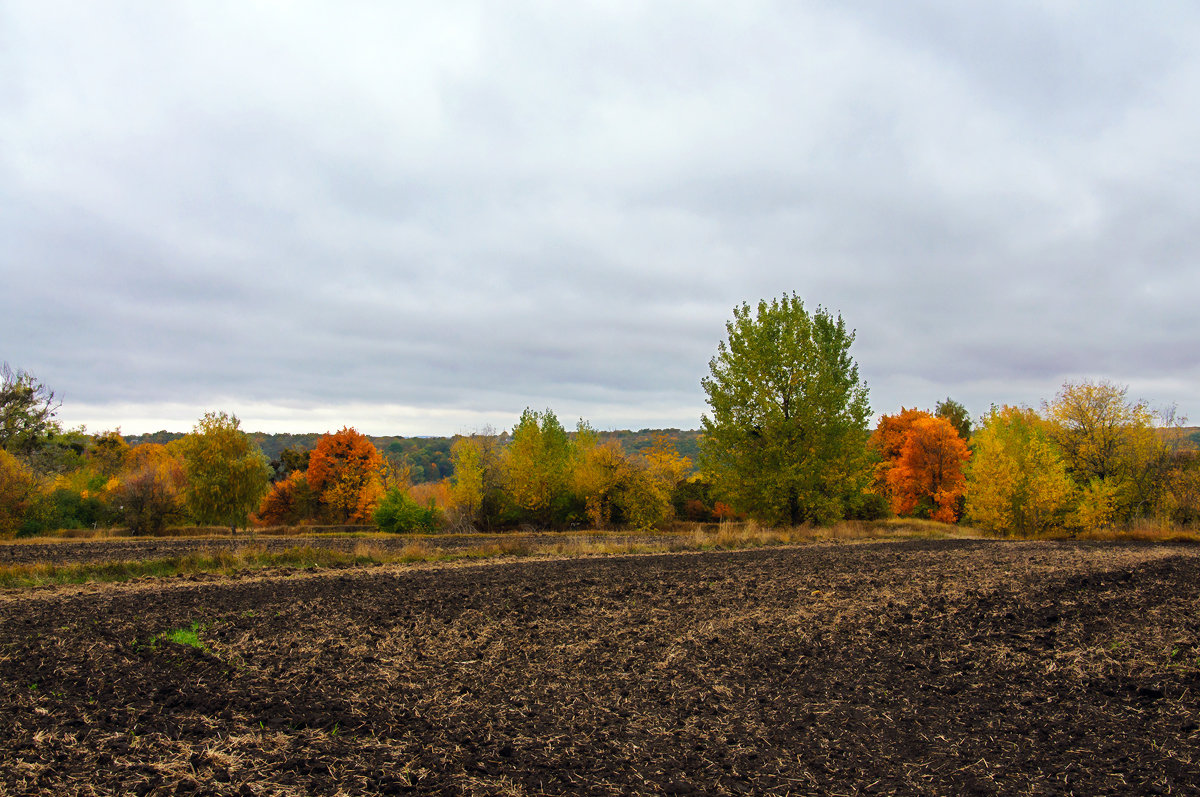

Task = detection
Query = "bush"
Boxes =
[374,488,440,534]
[845,491,891,521]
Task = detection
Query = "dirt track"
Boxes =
[3,539,1199,795]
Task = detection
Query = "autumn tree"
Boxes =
[255,470,317,526]
[449,431,506,530]
[502,408,573,527]
[621,433,691,529]
[1043,379,1163,527]
[117,443,186,535]
[571,421,629,528]
[701,295,873,525]
[177,411,272,532]
[306,427,384,523]
[88,430,130,477]
[869,407,933,494]
[965,406,1075,536]
[0,448,37,538]
[885,416,970,522]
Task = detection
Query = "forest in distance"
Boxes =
[119,428,705,486]
[4,295,1200,540]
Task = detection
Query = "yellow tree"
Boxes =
[177,412,272,532]
[572,422,630,528]
[1043,379,1163,527]
[502,409,572,527]
[619,433,692,529]
[0,448,37,538]
[117,443,186,535]
[966,406,1075,536]
[449,432,506,530]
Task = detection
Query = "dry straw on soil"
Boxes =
[3,540,1199,795]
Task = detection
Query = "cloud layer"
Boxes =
[4,2,1199,434]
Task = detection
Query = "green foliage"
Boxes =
[844,490,892,521]
[935,397,972,440]
[88,430,130,476]
[384,437,454,483]
[177,412,272,530]
[0,363,60,457]
[271,447,311,482]
[374,487,440,533]
[700,294,873,525]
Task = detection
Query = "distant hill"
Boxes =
[124,428,704,484]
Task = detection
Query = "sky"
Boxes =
[3,2,1200,436]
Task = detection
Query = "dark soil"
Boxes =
[3,539,1199,795]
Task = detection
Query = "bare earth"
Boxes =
[2,539,1199,795]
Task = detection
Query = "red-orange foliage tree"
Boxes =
[306,427,383,523]
[869,407,933,490]
[255,470,316,526]
[885,416,971,522]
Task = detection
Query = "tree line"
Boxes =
[2,294,1198,537]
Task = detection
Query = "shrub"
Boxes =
[374,487,440,534]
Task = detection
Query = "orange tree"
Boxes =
[306,427,383,523]
[885,415,971,522]
[255,470,317,526]
[869,407,933,493]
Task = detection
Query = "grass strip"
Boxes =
[4,520,1192,589]
[0,546,378,588]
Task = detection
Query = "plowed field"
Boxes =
[3,539,1199,795]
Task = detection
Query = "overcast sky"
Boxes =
[4,2,1199,436]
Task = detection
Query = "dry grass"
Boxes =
[5,516,1196,589]
[1072,519,1200,544]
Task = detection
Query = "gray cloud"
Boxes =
[3,2,1199,435]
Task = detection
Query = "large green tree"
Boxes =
[700,294,873,525]
[0,363,60,457]
[177,411,271,532]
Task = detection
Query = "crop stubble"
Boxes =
[2,539,1199,795]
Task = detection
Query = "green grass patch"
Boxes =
[160,621,206,650]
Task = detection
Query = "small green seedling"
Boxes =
[156,621,208,652]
